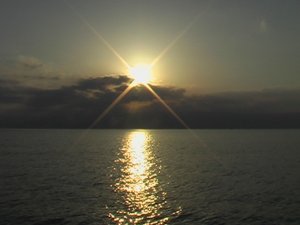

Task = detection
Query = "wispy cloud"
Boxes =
[0,55,66,87]
[16,55,44,70]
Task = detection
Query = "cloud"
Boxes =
[0,75,299,128]
[16,55,44,70]
[0,55,64,88]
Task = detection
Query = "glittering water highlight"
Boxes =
[108,131,181,224]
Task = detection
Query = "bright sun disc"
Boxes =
[129,64,152,85]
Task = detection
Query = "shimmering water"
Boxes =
[0,129,299,225]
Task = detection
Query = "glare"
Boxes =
[109,131,181,224]
[129,64,152,85]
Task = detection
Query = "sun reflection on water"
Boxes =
[108,131,180,224]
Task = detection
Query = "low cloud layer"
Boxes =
[0,75,299,128]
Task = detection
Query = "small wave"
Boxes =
[33,218,67,225]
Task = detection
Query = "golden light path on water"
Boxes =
[109,131,181,224]
[63,2,226,221]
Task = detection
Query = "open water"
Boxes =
[0,129,299,225]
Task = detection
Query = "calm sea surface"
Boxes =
[0,129,299,225]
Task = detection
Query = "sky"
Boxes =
[1,0,299,91]
[0,0,299,128]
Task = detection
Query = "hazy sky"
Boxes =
[0,0,299,93]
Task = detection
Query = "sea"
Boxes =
[0,129,299,225]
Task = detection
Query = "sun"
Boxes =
[129,64,152,85]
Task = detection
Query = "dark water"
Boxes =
[0,129,299,225]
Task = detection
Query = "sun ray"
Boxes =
[63,0,130,69]
[151,2,213,67]
[144,84,190,129]
[63,0,227,169]
[62,0,229,173]
[88,82,135,129]
[66,82,135,156]
[143,84,230,170]
[150,18,196,67]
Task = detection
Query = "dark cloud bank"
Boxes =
[0,75,299,128]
